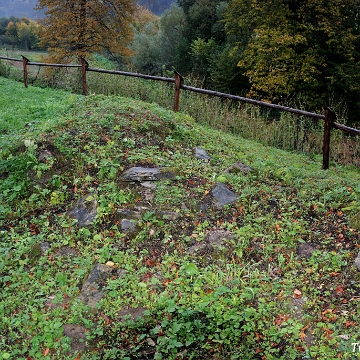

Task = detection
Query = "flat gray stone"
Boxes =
[63,324,87,353]
[204,230,233,244]
[121,167,176,182]
[195,146,212,160]
[77,263,113,309]
[212,183,238,208]
[68,195,97,227]
[118,306,147,322]
[121,218,137,232]
[224,161,254,174]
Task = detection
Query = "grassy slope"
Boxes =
[1,77,360,359]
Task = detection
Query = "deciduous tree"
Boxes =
[37,0,136,62]
[224,0,360,118]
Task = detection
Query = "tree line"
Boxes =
[2,0,360,123]
[130,0,360,122]
[0,16,40,50]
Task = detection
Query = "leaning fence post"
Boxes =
[81,57,89,96]
[322,107,336,170]
[174,71,183,112]
[22,56,29,88]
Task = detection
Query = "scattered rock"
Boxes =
[290,296,314,347]
[121,219,137,232]
[212,183,238,208]
[189,230,233,254]
[156,210,180,221]
[118,306,147,322]
[195,146,212,160]
[38,149,53,163]
[224,161,254,174]
[68,195,98,227]
[121,167,176,182]
[205,230,233,244]
[53,246,79,257]
[77,263,114,309]
[296,243,316,259]
[355,252,360,271]
[63,324,87,354]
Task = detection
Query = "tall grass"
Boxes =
[1,54,359,167]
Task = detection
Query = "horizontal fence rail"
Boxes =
[0,54,359,169]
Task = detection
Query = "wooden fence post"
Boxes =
[322,107,336,170]
[81,57,89,96]
[22,56,29,88]
[174,71,183,112]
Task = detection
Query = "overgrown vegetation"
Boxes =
[1,52,359,168]
[1,76,360,359]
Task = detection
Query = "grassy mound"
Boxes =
[1,77,360,359]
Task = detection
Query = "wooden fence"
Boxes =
[1,55,359,170]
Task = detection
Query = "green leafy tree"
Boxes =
[129,4,187,74]
[176,0,228,79]
[16,19,40,50]
[224,0,360,118]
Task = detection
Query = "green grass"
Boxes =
[0,77,78,134]
[1,77,360,359]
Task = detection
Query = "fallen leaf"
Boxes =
[335,284,344,295]
[293,289,302,298]
[43,348,50,356]
[274,314,289,326]
[345,320,356,328]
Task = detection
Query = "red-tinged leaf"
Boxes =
[299,331,306,341]
[330,272,340,277]
[100,312,111,325]
[274,314,289,326]
[43,348,50,356]
[321,309,337,322]
[162,279,171,286]
[145,258,157,267]
[293,289,302,298]
[322,328,333,340]
[335,285,344,295]
[345,321,356,328]
[74,354,82,360]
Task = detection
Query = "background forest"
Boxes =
[1,0,360,124]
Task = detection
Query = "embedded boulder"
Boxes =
[68,195,98,227]
[120,167,176,182]
[224,161,255,175]
[77,263,114,309]
[195,146,212,160]
[212,183,238,208]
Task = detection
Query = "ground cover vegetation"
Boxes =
[1,50,359,168]
[1,76,360,359]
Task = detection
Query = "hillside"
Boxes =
[0,0,44,19]
[138,0,175,15]
[1,76,360,359]
[0,0,175,19]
